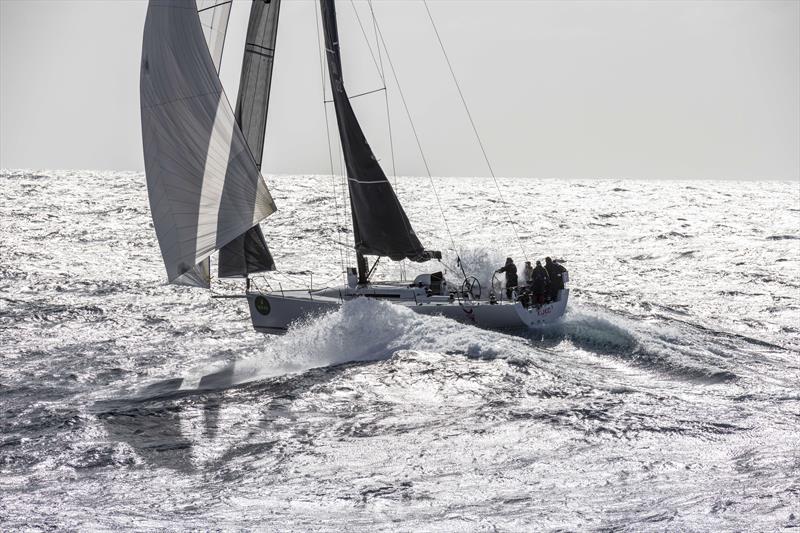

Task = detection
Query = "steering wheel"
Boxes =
[460,276,481,300]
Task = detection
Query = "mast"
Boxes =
[218,0,282,279]
[318,0,439,278]
[140,0,277,286]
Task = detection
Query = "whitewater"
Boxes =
[1,170,798,531]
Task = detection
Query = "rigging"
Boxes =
[313,0,348,284]
[350,0,398,185]
[367,0,467,281]
[422,0,528,262]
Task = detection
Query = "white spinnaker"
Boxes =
[140,0,276,286]
[177,0,232,287]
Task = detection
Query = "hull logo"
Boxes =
[254,296,271,316]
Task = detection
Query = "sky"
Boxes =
[1,0,798,179]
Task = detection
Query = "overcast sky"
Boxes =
[1,0,798,179]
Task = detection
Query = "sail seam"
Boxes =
[346,177,397,185]
[244,49,274,60]
[246,43,274,52]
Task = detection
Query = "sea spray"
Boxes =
[441,246,508,297]
[4,171,797,530]
[193,299,537,388]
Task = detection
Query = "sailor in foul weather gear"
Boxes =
[522,261,534,285]
[544,257,567,302]
[530,260,550,304]
[496,257,518,299]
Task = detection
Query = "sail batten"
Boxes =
[319,0,434,262]
[141,0,276,286]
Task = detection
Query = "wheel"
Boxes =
[460,276,481,299]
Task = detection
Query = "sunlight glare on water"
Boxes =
[1,170,798,530]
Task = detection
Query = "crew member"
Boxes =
[544,257,567,302]
[495,257,518,299]
[531,260,550,304]
[522,261,534,285]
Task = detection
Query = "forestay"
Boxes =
[140,0,276,285]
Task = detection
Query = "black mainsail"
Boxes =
[319,0,437,264]
[218,0,282,278]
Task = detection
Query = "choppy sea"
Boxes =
[1,170,799,531]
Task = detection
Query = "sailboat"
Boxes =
[140,0,569,334]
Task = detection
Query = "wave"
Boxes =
[122,297,745,402]
[2,299,107,323]
[128,299,531,398]
[188,298,742,392]
[655,231,693,239]
[231,299,529,381]
[540,305,737,384]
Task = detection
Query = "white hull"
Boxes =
[246,286,569,334]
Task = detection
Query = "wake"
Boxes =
[122,299,531,400]
[547,304,738,384]
[118,296,749,404]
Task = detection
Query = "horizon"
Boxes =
[2,168,798,183]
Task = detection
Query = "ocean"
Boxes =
[1,170,798,530]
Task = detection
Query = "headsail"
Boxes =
[218,0,282,278]
[234,0,281,170]
[197,0,232,72]
[140,0,276,285]
[177,0,233,287]
[319,0,436,262]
